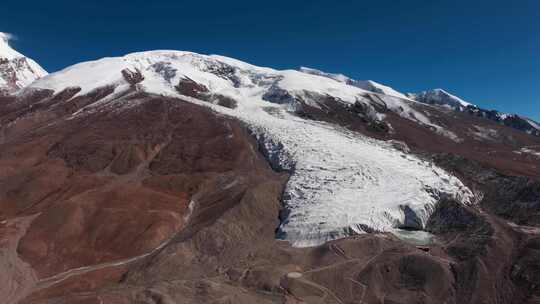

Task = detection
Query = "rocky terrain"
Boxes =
[0,34,539,303]
[409,88,540,137]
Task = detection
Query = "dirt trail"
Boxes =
[31,234,174,291]
[30,200,198,294]
[0,215,39,304]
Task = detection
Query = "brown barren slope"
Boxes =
[0,89,539,304]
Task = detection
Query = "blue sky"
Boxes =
[2,0,539,120]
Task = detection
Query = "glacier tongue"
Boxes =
[176,94,475,247]
[25,50,476,247]
[244,111,474,247]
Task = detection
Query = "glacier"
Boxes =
[26,50,476,247]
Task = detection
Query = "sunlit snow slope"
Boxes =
[0,32,47,93]
[299,66,410,100]
[27,50,475,247]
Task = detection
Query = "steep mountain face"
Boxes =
[1,44,540,304]
[464,109,540,136]
[410,88,540,136]
[0,33,47,94]
[408,88,473,111]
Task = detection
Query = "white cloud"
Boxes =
[0,32,16,44]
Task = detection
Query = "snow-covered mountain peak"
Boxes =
[28,50,456,134]
[0,32,22,60]
[430,88,473,105]
[0,31,47,94]
[409,88,474,110]
[21,50,477,247]
[30,50,378,102]
[26,50,469,145]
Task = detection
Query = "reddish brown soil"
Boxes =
[0,90,539,303]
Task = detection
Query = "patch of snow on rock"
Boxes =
[470,125,499,142]
[519,147,540,158]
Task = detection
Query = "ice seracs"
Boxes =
[0,32,47,94]
[249,114,475,247]
[25,50,476,247]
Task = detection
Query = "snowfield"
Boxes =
[26,50,476,247]
[299,66,410,100]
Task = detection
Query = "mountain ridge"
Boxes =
[6,38,537,135]
[0,32,47,94]
[298,65,540,136]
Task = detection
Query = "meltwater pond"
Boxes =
[392,229,437,246]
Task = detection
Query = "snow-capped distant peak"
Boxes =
[0,31,48,94]
[0,32,23,60]
[410,88,474,110]
[298,66,409,100]
[431,88,473,107]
